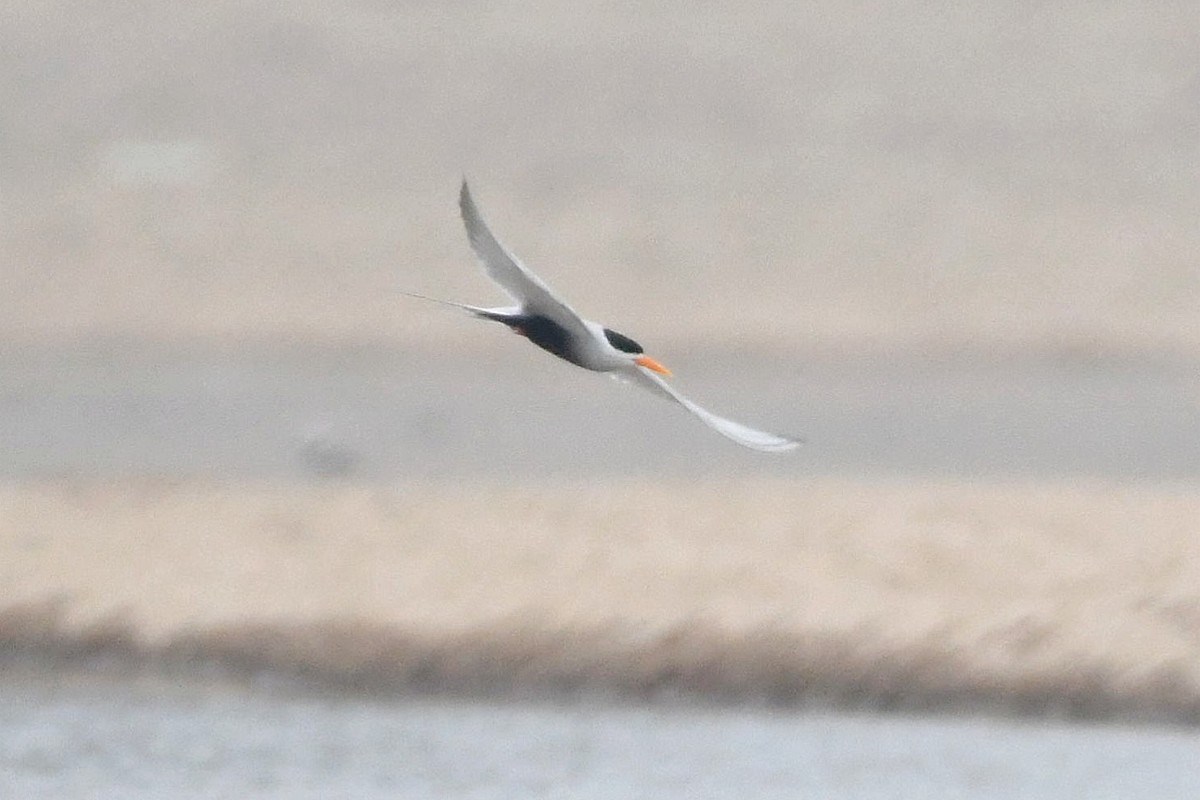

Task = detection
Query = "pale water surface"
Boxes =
[2,672,1197,799]
[2,343,1196,481]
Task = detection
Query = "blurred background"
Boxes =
[1,2,1199,797]
[3,0,1197,352]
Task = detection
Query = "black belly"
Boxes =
[515,314,580,365]
[506,314,643,369]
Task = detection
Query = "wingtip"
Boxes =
[747,437,802,454]
[773,431,806,452]
[459,178,481,224]
[775,437,804,452]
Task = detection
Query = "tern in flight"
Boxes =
[402,182,801,452]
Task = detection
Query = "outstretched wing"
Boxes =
[459,181,590,337]
[626,366,802,453]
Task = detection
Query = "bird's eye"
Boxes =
[603,328,643,354]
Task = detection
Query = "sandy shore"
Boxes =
[3,477,1197,720]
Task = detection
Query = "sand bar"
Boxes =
[3,478,1197,719]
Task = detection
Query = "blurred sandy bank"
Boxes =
[3,478,1197,720]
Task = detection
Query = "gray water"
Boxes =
[2,672,1197,799]
[2,341,1196,481]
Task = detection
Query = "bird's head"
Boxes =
[603,327,672,376]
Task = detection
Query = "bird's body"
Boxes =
[401,182,800,453]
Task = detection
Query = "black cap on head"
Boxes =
[602,328,644,354]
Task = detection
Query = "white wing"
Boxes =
[626,366,802,453]
[459,181,591,338]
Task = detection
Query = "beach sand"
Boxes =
[3,477,1197,720]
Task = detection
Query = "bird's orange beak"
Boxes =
[635,355,672,376]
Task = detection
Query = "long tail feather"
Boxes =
[398,291,518,324]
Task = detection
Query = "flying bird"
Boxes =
[401,182,800,453]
